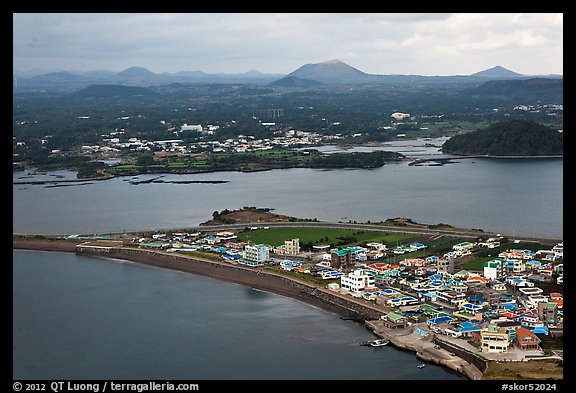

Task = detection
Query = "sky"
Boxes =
[13,13,563,76]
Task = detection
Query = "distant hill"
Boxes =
[71,84,159,98]
[29,71,83,81]
[112,66,156,79]
[14,61,562,92]
[442,119,563,156]
[106,66,176,86]
[270,76,324,88]
[169,70,209,79]
[472,66,523,78]
[467,78,563,103]
[288,59,374,84]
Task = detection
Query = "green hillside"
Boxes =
[442,119,563,156]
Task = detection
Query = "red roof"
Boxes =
[550,299,563,308]
[467,275,490,282]
[515,327,541,342]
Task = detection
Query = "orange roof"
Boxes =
[550,299,563,308]
[549,292,563,299]
[467,275,490,282]
[515,327,541,342]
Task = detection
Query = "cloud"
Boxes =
[13,13,563,76]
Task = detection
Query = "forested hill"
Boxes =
[441,120,563,156]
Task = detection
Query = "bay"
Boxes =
[13,155,563,239]
[13,250,463,380]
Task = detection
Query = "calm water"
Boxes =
[12,142,562,380]
[13,250,463,380]
[13,154,563,239]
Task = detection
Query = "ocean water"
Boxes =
[13,250,463,380]
[12,141,562,380]
[13,156,563,239]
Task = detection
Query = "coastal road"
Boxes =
[181,221,561,244]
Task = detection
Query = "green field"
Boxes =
[237,227,418,248]
[461,256,495,271]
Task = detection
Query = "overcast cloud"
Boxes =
[13,13,563,76]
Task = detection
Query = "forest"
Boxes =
[441,119,563,156]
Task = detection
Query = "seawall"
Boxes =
[74,244,384,322]
[14,239,481,380]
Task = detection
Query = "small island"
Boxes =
[441,119,563,156]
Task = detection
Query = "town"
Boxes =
[69,225,563,364]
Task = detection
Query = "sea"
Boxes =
[12,138,563,380]
[13,250,463,380]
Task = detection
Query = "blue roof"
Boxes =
[428,316,454,325]
[531,326,549,335]
[461,303,482,310]
[468,295,487,303]
[457,322,481,332]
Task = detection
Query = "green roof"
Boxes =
[386,312,406,321]
[484,260,501,268]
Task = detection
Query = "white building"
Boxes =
[453,242,475,255]
[391,112,410,120]
[484,259,505,280]
[241,244,270,267]
[340,269,376,293]
[284,238,300,255]
[180,124,203,132]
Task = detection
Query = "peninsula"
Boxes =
[13,212,564,380]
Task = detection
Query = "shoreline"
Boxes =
[14,153,563,184]
[13,237,484,380]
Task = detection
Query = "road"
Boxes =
[14,220,562,244]
[188,221,561,244]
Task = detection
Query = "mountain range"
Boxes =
[14,59,562,92]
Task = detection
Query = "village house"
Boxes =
[340,269,376,293]
[483,259,506,280]
[477,324,511,353]
[515,327,541,351]
[241,244,270,267]
[452,241,475,256]
[380,311,409,329]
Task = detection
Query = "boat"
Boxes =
[370,339,389,347]
[418,363,426,369]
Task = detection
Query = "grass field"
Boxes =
[482,359,563,380]
[236,227,418,248]
[461,256,495,271]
